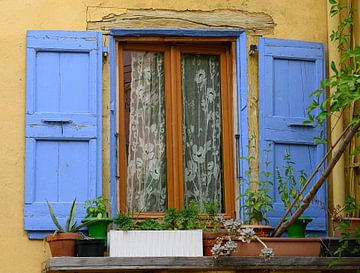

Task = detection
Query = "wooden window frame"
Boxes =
[117,37,236,218]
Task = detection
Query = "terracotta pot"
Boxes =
[203,226,272,256]
[204,236,322,257]
[232,237,322,257]
[332,217,360,237]
[45,233,81,257]
[203,230,227,256]
[242,225,273,237]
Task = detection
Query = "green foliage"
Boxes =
[238,145,273,224]
[332,196,360,261]
[47,198,96,233]
[162,208,181,230]
[307,0,360,153]
[163,200,201,230]
[115,200,202,231]
[178,200,201,230]
[203,200,221,218]
[201,200,222,231]
[276,151,307,216]
[136,218,163,230]
[113,212,135,231]
[84,195,111,219]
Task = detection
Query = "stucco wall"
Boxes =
[0,1,328,272]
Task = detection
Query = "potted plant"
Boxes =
[46,199,96,257]
[330,196,360,237]
[276,151,312,238]
[81,195,113,240]
[322,196,360,258]
[238,145,273,236]
[210,218,273,260]
[209,218,322,258]
[108,201,203,257]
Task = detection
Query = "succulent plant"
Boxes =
[47,199,97,233]
[211,217,273,260]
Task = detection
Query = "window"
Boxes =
[117,38,236,217]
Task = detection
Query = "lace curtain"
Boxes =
[181,54,223,211]
[125,51,223,212]
[126,51,167,212]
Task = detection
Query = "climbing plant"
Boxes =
[307,0,360,134]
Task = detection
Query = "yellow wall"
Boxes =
[0,1,328,272]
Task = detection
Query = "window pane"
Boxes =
[124,50,167,212]
[181,54,224,211]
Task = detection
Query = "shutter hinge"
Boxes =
[110,101,115,113]
[249,44,258,56]
[102,46,109,57]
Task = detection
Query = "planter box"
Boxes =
[108,230,203,257]
[204,237,322,257]
[332,217,360,237]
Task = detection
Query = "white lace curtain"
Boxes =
[126,51,167,212]
[181,54,223,211]
[126,51,223,212]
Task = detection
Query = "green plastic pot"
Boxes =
[286,216,312,238]
[82,218,113,239]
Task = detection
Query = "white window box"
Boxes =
[108,230,203,257]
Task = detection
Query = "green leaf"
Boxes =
[331,61,339,74]
[46,200,64,231]
[65,199,77,232]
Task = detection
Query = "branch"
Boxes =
[271,124,351,236]
[272,121,360,237]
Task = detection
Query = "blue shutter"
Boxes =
[25,31,102,239]
[259,38,327,236]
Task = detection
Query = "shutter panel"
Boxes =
[24,31,102,239]
[259,38,327,235]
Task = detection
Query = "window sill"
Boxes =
[42,256,360,272]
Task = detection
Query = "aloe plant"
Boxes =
[47,198,96,233]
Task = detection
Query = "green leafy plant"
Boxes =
[201,200,222,231]
[84,195,111,219]
[162,208,181,230]
[327,196,360,268]
[331,195,360,221]
[178,200,201,230]
[306,0,360,135]
[238,145,273,224]
[113,212,135,231]
[163,200,201,230]
[47,199,95,233]
[115,200,202,231]
[276,151,307,216]
[136,218,163,230]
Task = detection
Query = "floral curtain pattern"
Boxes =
[181,54,224,211]
[125,51,167,212]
